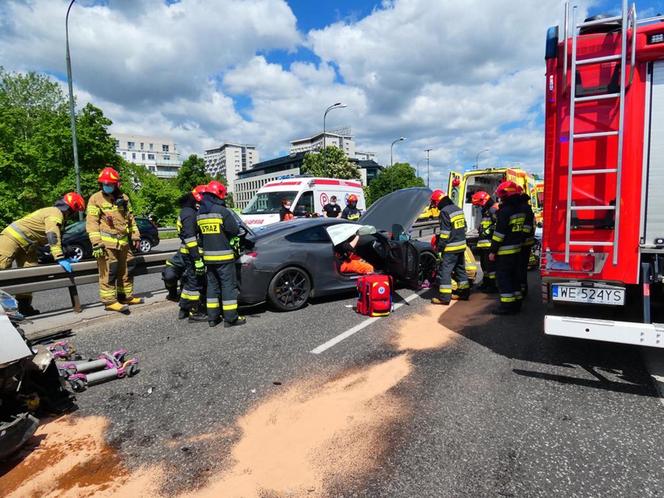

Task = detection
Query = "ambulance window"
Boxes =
[296,191,314,215]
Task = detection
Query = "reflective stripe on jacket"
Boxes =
[196,193,239,264]
[477,202,498,249]
[86,191,139,249]
[490,197,526,256]
[1,207,65,259]
[438,203,467,253]
[177,206,201,260]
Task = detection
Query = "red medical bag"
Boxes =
[356,274,393,317]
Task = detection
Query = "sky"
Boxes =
[1,0,663,186]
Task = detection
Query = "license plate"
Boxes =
[551,284,625,305]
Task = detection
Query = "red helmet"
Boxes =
[430,189,446,205]
[63,192,86,212]
[451,176,461,188]
[471,191,491,207]
[516,185,524,194]
[192,184,206,202]
[98,167,120,184]
[347,194,358,203]
[206,180,227,199]
[495,181,520,199]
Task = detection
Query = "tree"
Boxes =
[301,146,360,180]
[120,161,180,225]
[175,154,211,193]
[366,162,425,205]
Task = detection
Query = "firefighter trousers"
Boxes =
[437,251,469,302]
[162,252,186,296]
[478,248,497,288]
[206,263,239,323]
[97,246,135,305]
[0,234,38,303]
[517,245,532,298]
[179,254,204,312]
[496,253,520,310]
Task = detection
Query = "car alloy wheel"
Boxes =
[268,267,311,311]
[139,238,152,254]
[68,244,85,262]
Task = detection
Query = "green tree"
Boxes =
[175,154,211,193]
[301,146,360,180]
[366,162,425,205]
[120,161,180,225]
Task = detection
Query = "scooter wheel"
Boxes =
[70,379,87,393]
[127,364,141,377]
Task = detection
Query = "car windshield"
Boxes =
[65,221,86,234]
[242,191,298,215]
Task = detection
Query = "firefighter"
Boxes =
[472,191,499,293]
[489,181,526,315]
[0,192,86,315]
[197,180,245,328]
[174,184,207,322]
[341,194,362,221]
[430,190,470,305]
[162,251,186,302]
[86,167,143,313]
[517,186,535,300]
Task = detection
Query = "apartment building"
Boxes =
[204,143,259,193]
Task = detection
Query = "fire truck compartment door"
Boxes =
[646,62,664,246]
[448,170,464,207]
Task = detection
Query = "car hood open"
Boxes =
[359,187,433,235]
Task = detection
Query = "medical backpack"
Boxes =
[356,274,393,317]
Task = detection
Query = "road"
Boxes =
[2,272,664,497]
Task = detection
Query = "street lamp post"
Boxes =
[424,148,432,188]
[323,102,347,150]
[390,137,406,166]
[66,0,83,220]
[474,148,489,170]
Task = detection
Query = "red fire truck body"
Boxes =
[542,2,664,346]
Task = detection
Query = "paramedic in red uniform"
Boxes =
[431,190,470,305]
[279,199,294,221]
[489,181,526,315]
[336,234,374,274]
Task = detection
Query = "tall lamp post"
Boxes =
[424,148,432,188]
[390,137,406,166]
[474,148,489,170]
[66,0,83,220]
[323,102,347,149]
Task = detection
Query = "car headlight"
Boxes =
[0,289,18,314]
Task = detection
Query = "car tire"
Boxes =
[267,267,312,312]
[418,251,438,287]
[67,244,85,262]
[139,238,152,254]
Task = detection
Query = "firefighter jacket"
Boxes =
[437,199,467,253]
[341,206,361,221]
[1,206,66,259]
[196,193,239,265]
[86,191,140,250]
[490,196,526,256]
[520,194,535,247]
[477,200,498,249]
[176,195,201,260]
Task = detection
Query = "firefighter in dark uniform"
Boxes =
[174,184,207,321]
[517,187,535,300]
[341,194,361,221]
[197,180,245,328]
[489,181,526,315]
[162,251,186,302]
[430,190,470,305]
[472,191,499,293]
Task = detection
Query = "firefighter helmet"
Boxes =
[63,192,86,212]
[192,184,206,202]
[430,189,446,205]
[495,181,520,199]
[347,194,358,204]
[451,176,461,188]
[98,167,121,184]
[471,191,491,207]
[206,180,227,199]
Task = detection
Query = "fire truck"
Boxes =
[542,1,664,347]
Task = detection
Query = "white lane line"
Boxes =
[310,292,422,354]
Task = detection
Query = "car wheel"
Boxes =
[268,267,311,311]
[139,238,152,254]
[418,251,438,287]
[68,244,85,262]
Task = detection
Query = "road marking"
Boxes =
[310,292,422,354]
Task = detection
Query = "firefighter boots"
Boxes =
[431,297,451,306]
[105,302,129,313]
[224,316,247,328]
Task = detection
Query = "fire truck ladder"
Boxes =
[564,0,636,265]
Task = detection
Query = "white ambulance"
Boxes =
[240,177,366,227]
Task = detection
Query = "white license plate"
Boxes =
[552,285,625,305]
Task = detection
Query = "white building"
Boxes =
[289,128,356,158]
[204,143,259,194]
[355,151,376,161]
[113,133,182,179]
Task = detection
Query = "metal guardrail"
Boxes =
[0,220,440,313]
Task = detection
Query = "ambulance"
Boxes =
[240,177,366,227]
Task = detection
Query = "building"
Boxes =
[234,153,383,209]
[113,133,182,179]
[355,151,376,161]
[289,128,356,158]
[204,143,259,194]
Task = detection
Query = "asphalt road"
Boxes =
[4,272,664,497]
